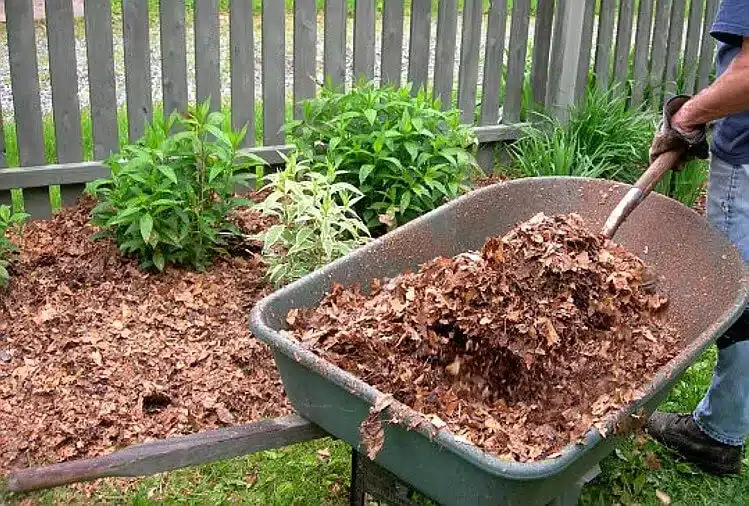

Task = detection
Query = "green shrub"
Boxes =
[287,81,480,232]
[252,152,370,286]
[509,86,656,183]
[0,205,28,286]
[90,99,264,271]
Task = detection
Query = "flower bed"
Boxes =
[0,197,290,473]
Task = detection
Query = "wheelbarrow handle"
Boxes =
[601,149,685,239]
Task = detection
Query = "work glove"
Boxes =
[649,94,709,169]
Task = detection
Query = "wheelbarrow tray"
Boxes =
[250,177,749,506]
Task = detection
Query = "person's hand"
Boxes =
[649,95,709,169]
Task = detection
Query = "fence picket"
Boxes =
[161,0,188,116]
[262,0,286,145]
[457,0,482,124]
[123,0,152,142]
[664,0,686,98]
[45,0,85,206]
[546,0,566,107]
[531,0,554,107]
[0,99,7,208]
[613,0,635,87]
[353,0,376,81]
[84,0,118,159]
[294,0,317,119]
[682,0,703,94]
[697,0,719,90]
[631,0,655,105]
[231,0,255,145]
[504,0,531,123]
[479,0,508,125]
[575,0,596,99]
[476,0,508,170]
[195,0,221,110]
[46,0,83,164]
[432,0,458,108]
[595,0,616,88]
[7,0,49,217]
[408,0,432,94]
[380,0,404,87]
[0,100,5,170]
[324,0,347,88]
[650,0,673,107]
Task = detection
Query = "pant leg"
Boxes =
[692,154,749,446]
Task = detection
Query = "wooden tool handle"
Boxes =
[634,149,684,196]
[601,148,685,239]
[7,415,324,493]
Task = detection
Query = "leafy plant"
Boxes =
[90,99,264,271]
[287,80,480,232]
[0,205,28,286]
[252,152,370,286]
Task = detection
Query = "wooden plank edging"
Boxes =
[6,414,325,493]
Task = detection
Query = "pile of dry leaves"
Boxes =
[289,213,681,462]
[0,197,290,473]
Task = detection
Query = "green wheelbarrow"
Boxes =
[250,176,749,506]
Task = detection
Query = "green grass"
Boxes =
[581,348,749,506]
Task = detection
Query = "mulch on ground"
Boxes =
[289,213,681,462]
[0,197,290,473]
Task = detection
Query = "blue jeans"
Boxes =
[692,154,749,446]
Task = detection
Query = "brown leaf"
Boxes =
[215,405,235,424]
[359,412,385,460]
[446,358,461,376]
[427,414,447,429]
[645,451,662,470]
[286,308,299,326]
[655,490,671,505]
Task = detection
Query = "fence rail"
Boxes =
[0,0,720,219]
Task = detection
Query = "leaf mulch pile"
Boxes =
[288,213,681,462]
[0,196,290,473]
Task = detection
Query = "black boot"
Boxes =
[646,411,743,476]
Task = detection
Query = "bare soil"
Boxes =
[289,213,681,462]
[0,197,290,473]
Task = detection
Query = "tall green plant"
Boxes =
[288,81,480,232]
[0,205,28,286]
[655,159,708,207]
[252,152,370,286]
[509,86,656,182]
[90,99,264,271]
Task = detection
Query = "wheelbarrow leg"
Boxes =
[349,450,366,506]
[546,464,601,506]
[349,449,420,505]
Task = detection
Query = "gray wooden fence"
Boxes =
[0,0,720,219]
